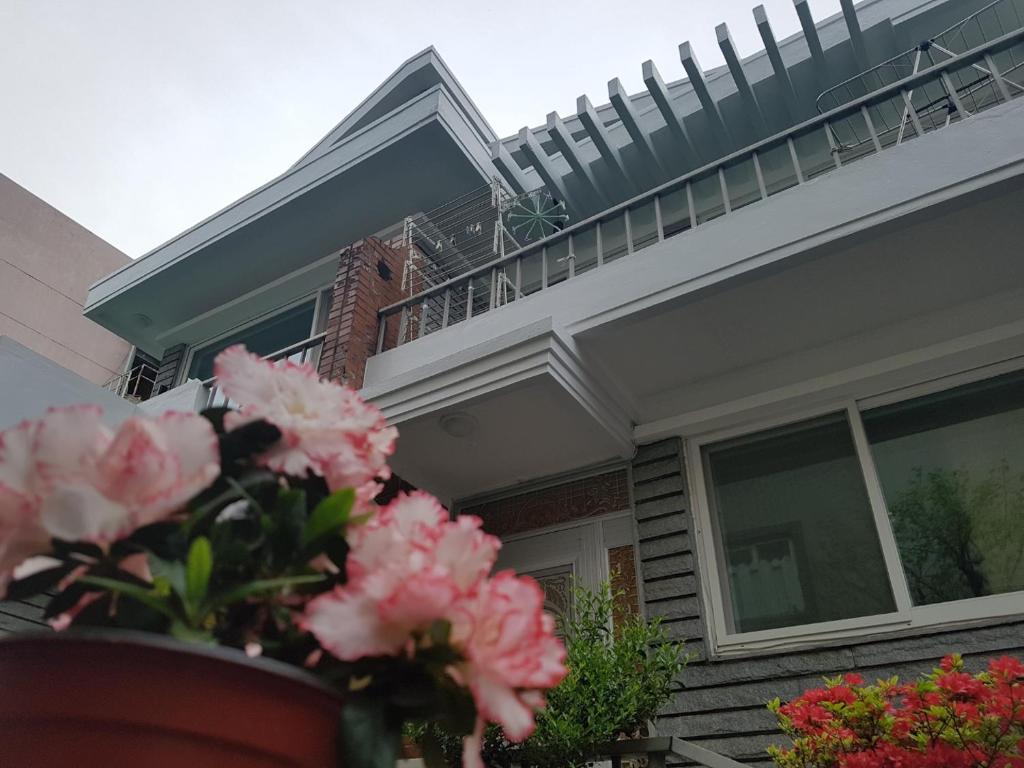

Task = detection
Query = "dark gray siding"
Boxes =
[0,594,48,636]
[632,438,1024,766]
[152,343,187,396]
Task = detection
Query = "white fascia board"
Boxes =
[362,318,633,455]
[85,85,472,314]
[295,47,498,169]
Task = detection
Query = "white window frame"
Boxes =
[686,360,1024,656]
[178,288,331,386]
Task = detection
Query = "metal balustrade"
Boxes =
[601,736,746,768]
[204,332,327,409]
[104,363,158,402]
[375,29,1024,353]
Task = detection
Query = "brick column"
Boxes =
[318,237,408,390]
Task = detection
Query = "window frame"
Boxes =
[178,289,331,386]
[686,363,1024,656]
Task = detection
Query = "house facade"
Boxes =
[64,0,1024,761]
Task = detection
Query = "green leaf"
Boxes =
[170,620,216,645]
[77,575,179,622]
[341,696,402,768]
[204,574,326,611]
[3,562,76,600]
[185,536,213,615]
[304,488,355,546]
[148,556,186,599]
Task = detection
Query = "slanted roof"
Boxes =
[294,47,499,168]
[85,49,511,354]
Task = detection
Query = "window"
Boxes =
[694,368,1024,651]
[864,372,1024,606]
[186,300,316,381]
[702,413,896,634]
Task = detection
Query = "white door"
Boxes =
[495,515,635,628]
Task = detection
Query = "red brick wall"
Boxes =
[461,470,630,538]
[318,237,408,390]
[609,544,641,626]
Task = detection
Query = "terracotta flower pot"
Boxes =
[0,631,342,767]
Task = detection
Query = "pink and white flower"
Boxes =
[214,345,397,495]
[450,572,568,766]
[0,405,219,593]
[303,492,500,660]
[303,491,566,768]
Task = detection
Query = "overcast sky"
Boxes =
[0,0,841,258]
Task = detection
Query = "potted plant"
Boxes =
[414,581,690,767]
[0,345,566,768]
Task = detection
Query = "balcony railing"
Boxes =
[204,332,326,409]
[601,736,745,768]
[104,363,158,402]
[376,28,1024,353]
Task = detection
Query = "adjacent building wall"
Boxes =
[631,438,1024,767]
[0,337,139,430]
[0,173,132,386]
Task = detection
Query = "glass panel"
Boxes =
[792,126,835,181]
[758,143,800,196]
[519,250,543,296]
[826,112,876,164]
[493,266,517,307]
[572,226,599,275]
[629,200,658,252]
[546,237,571,287]
[188,300,315,380]
[601,213,628,263]
[446,283,470,325]
[723,157,761,212]
[658,188,691,239]
[703,413,896,634]
[864,372,1024,606]
[469,273,492,317]
[691,173,726,225]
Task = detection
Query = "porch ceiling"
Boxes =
[361,319,633,503]
[581,178,1024,431]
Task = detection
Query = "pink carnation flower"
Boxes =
[450,572,568,767]
[302,492,566,768]
[0,405,219,593]
[302,492,499,660]
[214,345,397,496]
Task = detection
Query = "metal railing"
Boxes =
[104,363,158,402]
[204,333,326,409]
[602,736,745,768]
[375,28,1024,353]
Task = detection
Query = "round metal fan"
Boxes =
[503,190,568,243]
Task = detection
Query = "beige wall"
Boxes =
[0,173,131,385]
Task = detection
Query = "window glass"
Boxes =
[703,413,896,633]
[187,301,315,381]
[864,372,1024,606]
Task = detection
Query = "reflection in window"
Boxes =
[187,300,316,381]
[703,413,896,633]
[864,372,1024,606]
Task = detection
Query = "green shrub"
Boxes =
[417,580,690,767]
